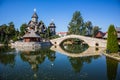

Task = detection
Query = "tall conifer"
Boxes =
[107,25,119,53]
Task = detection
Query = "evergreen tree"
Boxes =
[107,24,119,53]
[68,11,84,35]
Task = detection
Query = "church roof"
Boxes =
[32,12,38,18]
[28,20,38,28]
[23,30,40,38]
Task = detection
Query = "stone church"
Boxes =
[23,9,56,42]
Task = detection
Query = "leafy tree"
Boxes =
[84,21,93,36]
[0,24,7,43]
[0,22,17,43]
[92,26,101,37]
[7,22,16,39]
[15,28,20,36]
[80,26,86,36]
[20,23,27,36]
[13,29,20,41]
[107,24,119,53]
[68,11,84,35]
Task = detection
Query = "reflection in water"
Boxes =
[0,46,15,53]
[51,45,104,57]
[0,46,15,66]
[0,46,56,80]
[20,47,56,64]
[0,46,120,80]
[61,44,89,53]
[68,55,100,73]
[20,47,56,79]
[106,57,119,80]
[68,57,83,73]
[0,53,15,66]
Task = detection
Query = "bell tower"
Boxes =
[48,19,56,36]
[31,8,38,22]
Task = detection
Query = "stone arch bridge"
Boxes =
[50,35,107,47]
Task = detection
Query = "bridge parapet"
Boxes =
[50,35,107,47]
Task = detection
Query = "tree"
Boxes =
[15,28,20,37]
[13,29,20,41]
[0,22,19,43]
[20,23,27,36]
[84,21,93,36]
[80,25,87,36]
[0,24,7,43]
[0,22,16,43]
[68,11,84,35]
[107,24,119,53]
[7,22,16,39]
[92,26,101,37]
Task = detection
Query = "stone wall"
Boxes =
[11,41,51,48]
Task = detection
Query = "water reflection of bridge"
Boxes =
[50,46,105,57]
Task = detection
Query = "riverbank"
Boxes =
[11,41,51,48]
[102,52,120,61]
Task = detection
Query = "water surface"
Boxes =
[0,46,120,80]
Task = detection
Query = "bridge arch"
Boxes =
[50,35,107,47]
[59,37,86,45]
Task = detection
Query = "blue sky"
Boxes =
[0,0,120,32]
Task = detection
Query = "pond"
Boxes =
[0,45,120,80]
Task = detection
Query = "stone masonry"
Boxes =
[50,35,107,47]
